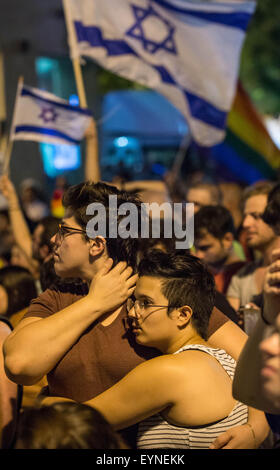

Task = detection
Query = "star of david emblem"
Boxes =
[38,107,59,123]
[126,4,177,55]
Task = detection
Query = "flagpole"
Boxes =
[62,0,87,108]
[2,75,24,175]
[62,0,100,181]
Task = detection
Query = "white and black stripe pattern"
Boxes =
[137,345,248,449]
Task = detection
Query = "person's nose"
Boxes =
[259,331,280,357]
[243,214,253,229]
[127,304,137,320]
[195,249,205,260]
[51,232,60,248]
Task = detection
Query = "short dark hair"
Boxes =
[138,217,177,260]
[241,181,275,208]
[14,402,126,449]
[262,183,280,229]
[137,250,215,340]
[0,266,37,317]
[194,205,235,240]
[62,181,143,269]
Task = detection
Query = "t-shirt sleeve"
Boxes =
[207,306,229,338]
[23,288,59,320]
[226,274,241,299]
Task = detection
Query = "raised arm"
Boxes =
[233,249,280,414]
[208,319,269,448]
[0,175,32,259]
[84,118,100,183]
[0,323,18,449]
[3,260,137,386]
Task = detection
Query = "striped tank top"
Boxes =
[137,344,248,449]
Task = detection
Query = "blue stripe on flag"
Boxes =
[185,90,227,129]
[74,22,135,56]
[14,126,80,144]
[21,87,92,116]
[154,65,226,128]
[74,22,226,130]
[152,0,253,31]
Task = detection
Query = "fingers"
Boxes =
[268,260,280,273]
[100,257,114,275]
[209,432,230,449]
[271,249,280,263]
[126,273,138,288]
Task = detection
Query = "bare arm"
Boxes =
[208,319,248,361]
[233,249,280,414]
[232,317,278,413]
[0,175,32,258]
[209,407,269,449]
[226,296,241,312]
[0,324,18,449]
[208,320,269,448]
[4,260,137,385]
[84,118,100,183]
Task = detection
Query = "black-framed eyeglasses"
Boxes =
[126,298,179,325]
[56,223,87,240]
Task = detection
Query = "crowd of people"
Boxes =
[0,131,279,450]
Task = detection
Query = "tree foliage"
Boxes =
[240,0,280,115]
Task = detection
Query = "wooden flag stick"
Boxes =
[62,0,88,108]
[2,75,24,175]
[62,0,100,181]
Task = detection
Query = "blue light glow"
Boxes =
[115,136,129,147]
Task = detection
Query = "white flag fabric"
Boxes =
[11,84,92,146]
[64,0,255,146]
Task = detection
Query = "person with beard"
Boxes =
[194,205,245,295]
[227,182,280,312]
[232,183,280,446]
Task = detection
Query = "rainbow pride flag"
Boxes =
[208,82,280,184]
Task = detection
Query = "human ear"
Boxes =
[176,305,193,327]
[222,232,234,249]
[89,236,106,256]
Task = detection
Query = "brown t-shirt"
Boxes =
[24,283,228,402]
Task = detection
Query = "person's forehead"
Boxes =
[135,275,166,301]
[187,188,211,204]
[244,194,268,214]
[62,214,81,228]
[195,230,217,246]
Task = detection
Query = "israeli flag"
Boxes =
[11,84,92,146]
[65,0,256,146]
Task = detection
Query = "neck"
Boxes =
[210,250,240,273]
[165,328,206,354]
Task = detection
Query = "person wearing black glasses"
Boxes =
[43,251,250,449]
[3,181,268,448]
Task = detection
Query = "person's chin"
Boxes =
[53,262,73,279]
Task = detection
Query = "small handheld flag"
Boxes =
[10,82,92,146]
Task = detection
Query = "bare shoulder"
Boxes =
[133,351,213,383]
[129,354,191,384]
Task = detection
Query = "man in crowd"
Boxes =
[185,182,223,214]
[232,183,280,444]
[3,180,268,448]
[194,205,245,294]
[227,182,280,311]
